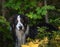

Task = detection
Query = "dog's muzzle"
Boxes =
[19,26,24,31]
[19,26,22,30]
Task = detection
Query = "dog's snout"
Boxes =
[19,26,22,29]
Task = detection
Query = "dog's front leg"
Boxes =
[22,34,26,44]
[18,33,22,47]
[15,30,22,47]
[25,25,29,35]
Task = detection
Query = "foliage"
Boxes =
[0,16,12,39]
[0,16,13,47]
[36,27,48,39]
[37,26,60,39]
[0,16,10,31]
[49,18,60,26]
[5,0,37,14]
[5,0,55,19]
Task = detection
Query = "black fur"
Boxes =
[9,14,29,47]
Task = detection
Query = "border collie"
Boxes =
[10,14,29,47]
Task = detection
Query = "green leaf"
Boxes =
[42,9,47,15]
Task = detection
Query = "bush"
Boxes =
[0,16,13,47]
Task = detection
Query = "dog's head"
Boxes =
[10,14,29,31]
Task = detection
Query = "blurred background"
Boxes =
[0,0,60,47]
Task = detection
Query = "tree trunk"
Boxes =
[44,0,49,23]
[2,0,5,16]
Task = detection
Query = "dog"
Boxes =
[9,14,29,47]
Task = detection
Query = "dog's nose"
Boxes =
[19,26,22,29]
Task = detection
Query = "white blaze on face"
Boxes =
[16,15,24,30]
